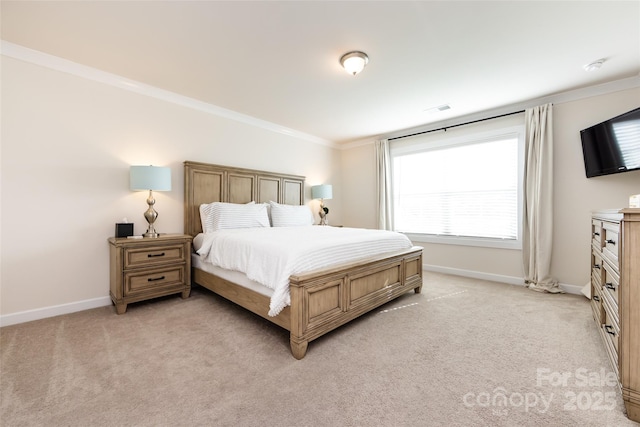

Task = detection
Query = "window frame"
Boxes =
[390,125,525,250]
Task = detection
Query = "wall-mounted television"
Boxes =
[580,107,640,178]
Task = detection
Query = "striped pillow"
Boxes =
[199,202,270,233]
[269,201,314,227]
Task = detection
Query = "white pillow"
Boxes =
[199,201,255,232]
[269,201,314,227]
[199,202,269,232]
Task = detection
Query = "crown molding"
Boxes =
[1,40,336,148]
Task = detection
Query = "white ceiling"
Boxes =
[2,1,639,145]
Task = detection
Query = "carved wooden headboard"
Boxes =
[183,161,305,237]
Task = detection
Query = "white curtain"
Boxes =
[523,104,562,293]
[375,139,393,230]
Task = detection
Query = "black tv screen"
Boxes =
[580,107,640,178]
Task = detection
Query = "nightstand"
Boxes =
[108,234,192,314]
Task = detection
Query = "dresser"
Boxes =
[109,234,192,314]
[590,209,640,422]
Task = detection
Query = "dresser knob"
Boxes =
[606,239,616,245]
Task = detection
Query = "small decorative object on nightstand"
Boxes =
[108,234,192,314]
[311,184,332,226]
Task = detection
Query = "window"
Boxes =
[390,125,524,249]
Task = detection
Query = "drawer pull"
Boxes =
[148,252,166,258]
[605,283,616,291]
[593,263,600,269]
[604,325,616,336]
[593,232,600,237]
[148,276,166,282]
[606,239,616,245]
[593,295,600,302]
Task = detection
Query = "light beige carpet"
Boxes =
[1,272,638,426]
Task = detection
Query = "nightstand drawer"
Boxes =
[124,244,186,268]
[124,266,186,296]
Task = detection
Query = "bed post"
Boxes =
[289,283,308,359]
[290,337,308,360]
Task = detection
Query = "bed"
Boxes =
[184,161,423,359]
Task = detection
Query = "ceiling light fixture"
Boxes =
[340,51,369,76]
[583,58,605,71]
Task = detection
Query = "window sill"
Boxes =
[404,233,522,250]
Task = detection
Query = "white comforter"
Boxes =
[196,226,413,316]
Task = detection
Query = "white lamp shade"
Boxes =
[130,166,172,191]
[311,184,333,200]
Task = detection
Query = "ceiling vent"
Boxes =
[424,104,451,114]
[583,58,605,71]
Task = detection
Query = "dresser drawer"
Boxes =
[591,250,604,283]
[124,244,186,269]
[602,221,620,269]
[602,262,620,311]
[590,279,604,325]
[602,306,620,360]
[592,219,603,248]
[124,265,186,296]
[600,300,620,375]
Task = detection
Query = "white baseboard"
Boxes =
[559,282,585,296]
[423,264,584,296]
[0,266,586,327]
[0,296,112,327]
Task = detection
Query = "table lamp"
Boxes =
[311,184,332,226]
[130,165,171,237]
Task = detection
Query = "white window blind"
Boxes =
[390,123,524,248]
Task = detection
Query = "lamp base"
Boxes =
[318,199,329,225]
[143,190,160,238]
[319,213,328,226]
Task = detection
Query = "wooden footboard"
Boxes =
[192,246,422,359]
[288,246,422,359]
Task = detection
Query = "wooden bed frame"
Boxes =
[184,161,423,359]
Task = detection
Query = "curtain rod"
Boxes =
[388,109,526,141]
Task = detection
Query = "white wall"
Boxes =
[0,56,342,322]
[340,143,377,229]
[341,87,640,289]
[553,89,640,287]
